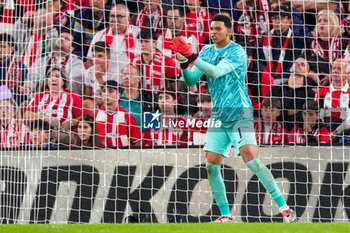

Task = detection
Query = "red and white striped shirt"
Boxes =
[289,124,329,144]
[143,117,189,146]
[189,115,208,145]
[92,104,141,147]
[186,8,212,46]
[27,90,87,124]
[0,119,29,148]
[315,83,350,120]
[132,50,179,92]
[254,119,288,144]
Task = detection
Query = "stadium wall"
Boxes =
[0,146,349,223]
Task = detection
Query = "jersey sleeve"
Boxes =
[319,126,330,143]
[283,127,289,144]
[194,45,246,79]
[126,113,142,144]
[164,56,179,78]
[289,126,297,143]
[71,93,88,119]
[26,92,42,112]
[143,129,153,146]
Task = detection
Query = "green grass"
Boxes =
[0,223,349,233]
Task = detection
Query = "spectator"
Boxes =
[315,59,350,142]
[0,85,29,147]
[144,89,189,146]
[86,4,140,75]
[292,0,340,31]
[306,10,348,86]
[190,90,212,145]
[74,115,102,148]
[92,80,141,147]
[23,29,85,99]
[267,57,316,131]
[0,33,27,103]
[45,0,74,30]
[119,64,155,132]
[132,28,179,92]
[234,0,270,46]
[245,43,273,111]
[84,42,118,114]
[254,98,288,144]
[270,0,312,39]
[308,11,344,61]
[157,6,199,61]
[73,0,111,58]
[28,119,53,148]
[258,5,305,84]
[132,0,166,34]
[0,0,26,34]
[13,7,58,68]
[167,75,198,116]
[289,100,329,144]
[24,68,87,131]
[185,0,212,46]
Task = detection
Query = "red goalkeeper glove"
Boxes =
[170,37,198,69]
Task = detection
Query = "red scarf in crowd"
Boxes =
[0,0,15,24]
[135,5,164,33]
[2,56,23,90]
[254,120,288,144]
[262,28,292,76]
[46,54,70,74]
[22,33,43,68]
[237,0,270,45]
[132,49,163,91]
[195,8,210,38]
[103,25,135,60]
[0,119,29,148]
[310,37,341,63]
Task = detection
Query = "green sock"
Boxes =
[206,162,231,215]
[246,158,286,208]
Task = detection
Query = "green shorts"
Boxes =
[203,119,257,158]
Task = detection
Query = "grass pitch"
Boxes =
[0,223,349,233]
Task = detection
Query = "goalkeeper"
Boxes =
[170,14,296,223]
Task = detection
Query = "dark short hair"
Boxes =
[102,80,122,93]
[139,28,158,41]
[262,98,281,109]
[45,67,69,90]
[30,119,51,132]
[211,14,232,29]
[166,6,185,17]
[270,5,292,19]
[302,100,319,111]
[92,41,111,54]
[218,9,233,20]
[158,89,177,101]
[0,33,15,48]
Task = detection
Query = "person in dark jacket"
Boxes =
[268,57,316,131]
[73,0,111,59]
[257,5,306,84]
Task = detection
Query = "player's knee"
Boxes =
[246,158,264,173]
[206,162,220,175]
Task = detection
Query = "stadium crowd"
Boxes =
[0,0,350,148]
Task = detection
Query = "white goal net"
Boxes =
[0,0,349,223]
